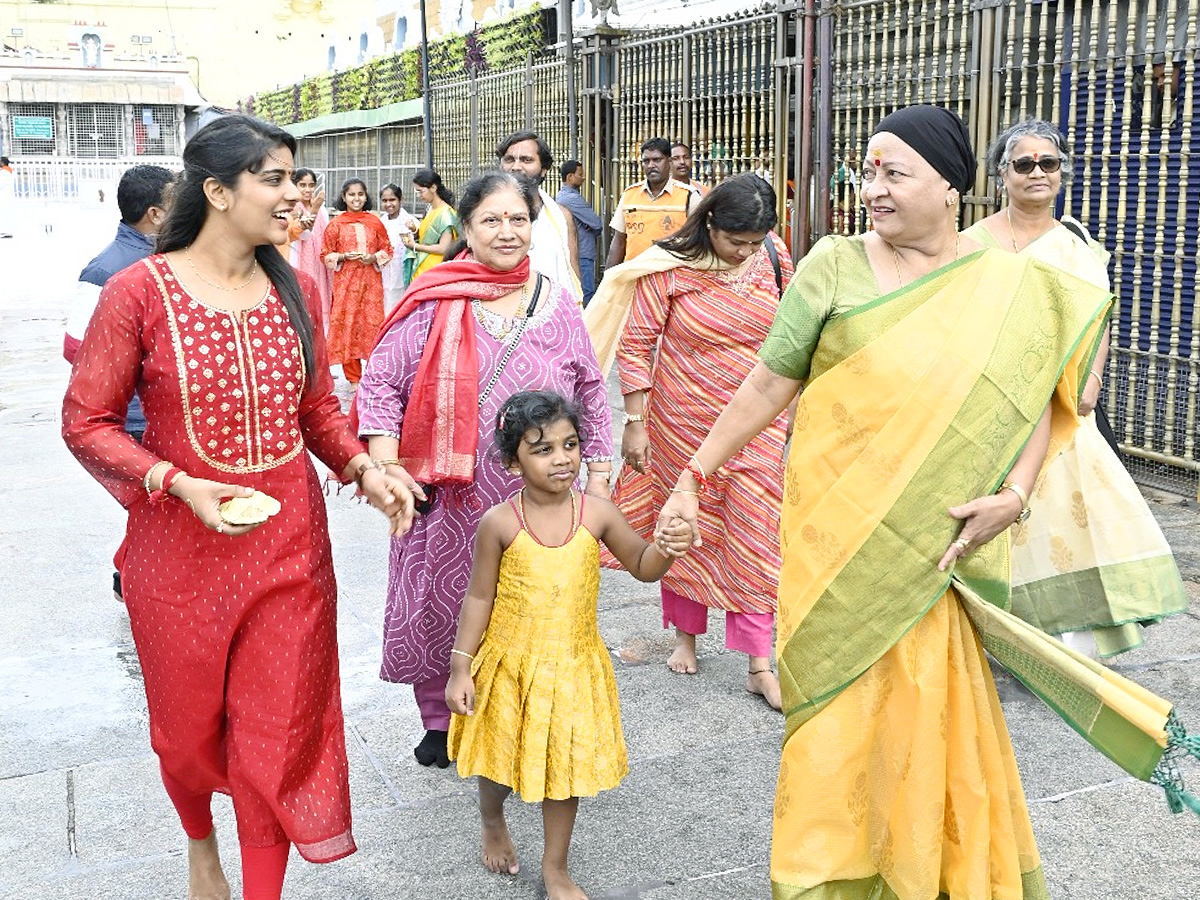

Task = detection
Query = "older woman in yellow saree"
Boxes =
[658,105,1197,900]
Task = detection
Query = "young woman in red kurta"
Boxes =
[322,178,392,384]
[62,116,417,900]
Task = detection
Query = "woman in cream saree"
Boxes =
[658,106,1197,900]
[963,118,1186,659]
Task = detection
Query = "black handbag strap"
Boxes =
[764,235,784,296]
[478,274,545,407]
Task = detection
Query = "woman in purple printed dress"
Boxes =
[356,172,613,767]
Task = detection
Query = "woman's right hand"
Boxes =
[169,476,261,537]
[445,670,475,715]
[622,421,650,473]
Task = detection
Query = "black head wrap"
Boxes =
[871,105,976,194]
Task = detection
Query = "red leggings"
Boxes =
[160,766,290,899]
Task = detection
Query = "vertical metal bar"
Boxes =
[815,0,833,241]
[419,0,433,169]
[797,0,816,254]
[562,0,578,160]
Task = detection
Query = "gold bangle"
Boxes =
[670,488,701,495]
[450,648,474,661]
[1088,370,1103,386]
[998,480,1029,508]
[143,460,171,494]
[373,458,401,467]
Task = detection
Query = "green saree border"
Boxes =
[779,257,1112,737]
[771,867,1050,900]
[1011,555,1187,636]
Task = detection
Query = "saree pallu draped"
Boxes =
[770,250,1196,900]
[961,220,1187,657]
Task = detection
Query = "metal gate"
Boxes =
[825,0,1199,493]
[429,52,579,205]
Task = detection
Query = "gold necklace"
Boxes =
[888,235,961,288]
[472,278,533,340]
[518,487,578,545]
[185,246,258,292]
[1005,206,1021,252]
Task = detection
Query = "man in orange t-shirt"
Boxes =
[606,138,700,266]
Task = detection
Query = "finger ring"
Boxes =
[216,521,224,534]
[953,537,970,552]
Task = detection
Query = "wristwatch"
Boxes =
[623,413,645,425]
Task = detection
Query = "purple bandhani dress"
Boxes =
[356,281,613,697]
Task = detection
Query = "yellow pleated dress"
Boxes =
[448,494,629,803]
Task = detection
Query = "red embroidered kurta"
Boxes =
[322,211,392,365]
[62,255,364,862]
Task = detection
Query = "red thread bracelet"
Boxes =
[149,466,184,504]
[685,457,708,491]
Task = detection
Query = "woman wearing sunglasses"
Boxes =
[963,118,1186,660]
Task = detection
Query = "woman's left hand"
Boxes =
[937,490,1023,571]
[358,467,417,536]
[585,470,611,500]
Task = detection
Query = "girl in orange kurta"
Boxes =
[323,179,392,383]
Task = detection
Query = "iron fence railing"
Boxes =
[288,0,1200,494]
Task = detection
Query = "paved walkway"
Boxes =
[1,201,1197,899]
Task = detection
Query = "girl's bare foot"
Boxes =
[481,815,520,875]
[187,831,230,900]
[665,630,698,674]
[747,667,782,711]
[543,860,590,900]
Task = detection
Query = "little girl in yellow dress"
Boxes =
[446,390,692,900]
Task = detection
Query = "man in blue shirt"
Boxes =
[555,159,602,305]
[64,164,174,431]
[63,164,172,600]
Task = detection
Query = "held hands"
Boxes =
[357,465,418,536]
[937,490,1024,572]
[445,669,475,715]
[170,476,261,537]
[657,487,701,549]
[621,422,649,473]
[653,515,694,558]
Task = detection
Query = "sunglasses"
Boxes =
[1008,155,1063,175]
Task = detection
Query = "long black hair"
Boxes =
[442,171,538,262]
[412,168,455,206]
[156,114,316,378]
[656,172,777,262]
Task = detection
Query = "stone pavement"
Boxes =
[1,201,1197,899]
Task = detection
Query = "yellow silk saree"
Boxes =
[767,245,1197,900]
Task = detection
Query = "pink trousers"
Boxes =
[662,587,773,658]
[414,673,451,731]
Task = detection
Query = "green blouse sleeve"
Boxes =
[758,235,842,381]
